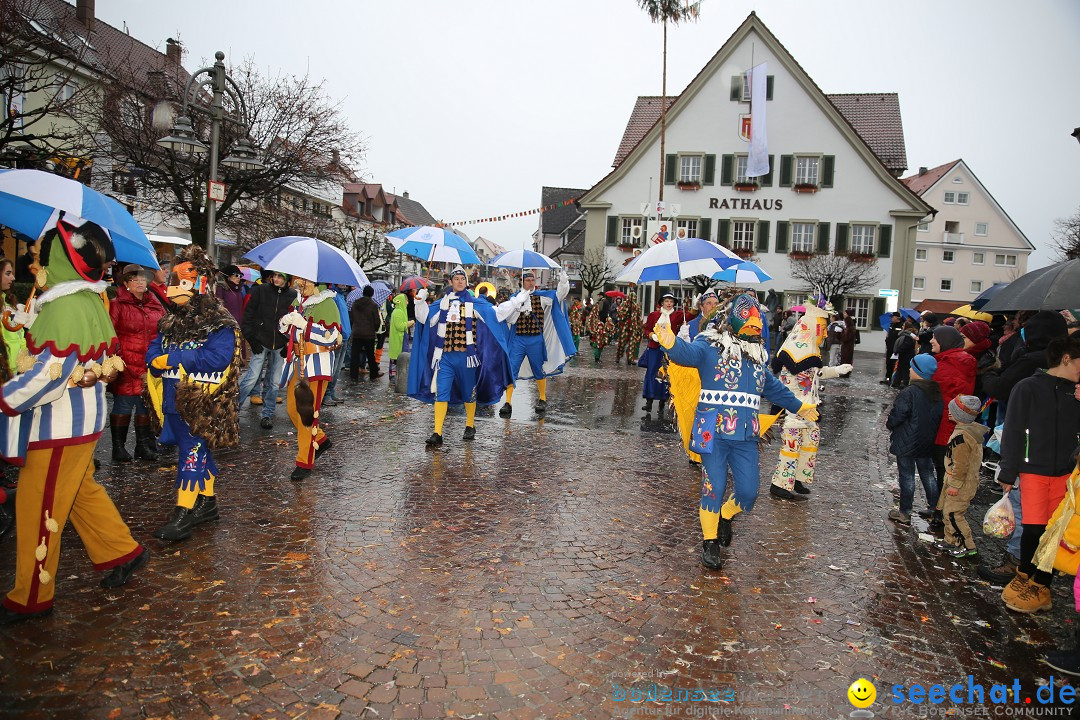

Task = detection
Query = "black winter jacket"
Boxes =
[998,371,1080,486]
[982,310,1067,402]
[241,282,297,353]
[887,379,943,457]
[350,296,382,339]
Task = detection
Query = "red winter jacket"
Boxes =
[933,347,976,445]
[108,285,166,396]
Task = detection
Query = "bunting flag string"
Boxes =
[435,198,578,228]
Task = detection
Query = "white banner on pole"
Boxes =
[746,62,769,178]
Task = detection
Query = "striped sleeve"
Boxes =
[0,351,79,416]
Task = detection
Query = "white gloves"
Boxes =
[517,290,533,312]
[558,268,568,283]
[279,311,307,333]
[836,364,853,376]
[416,288,428,302]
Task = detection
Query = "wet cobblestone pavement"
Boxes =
[2,349,1078,719]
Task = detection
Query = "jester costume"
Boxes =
[614,291,643,365]
[0,219,147,624]
[586,305,615,363]
[498,269,575,418]
[279,280,342,481]
[659,294,813,570]
[408,266,513,447]
[768,303,851,502]
[145,247,242,540]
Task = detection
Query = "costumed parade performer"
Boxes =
[278,276,342,481]
[656,293,818,570]
[498,268,575,418]
[409,266,513,447]
[1,218,147,625]
[614,290,643,365]
[586,302,614,364]
[145,247,242,539]
[671,289,722,466]
[767,301,851,502]
[640,293,685,415]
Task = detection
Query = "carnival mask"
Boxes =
[166,261,208,306]
[728,294,763,339]
[293,277,318,298]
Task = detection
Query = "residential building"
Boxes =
[577,12,932,341]
[901,160,1032,312]
[533,186,586,257]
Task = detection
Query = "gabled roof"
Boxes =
[472,236,507,258]
[550,218,586,258]
[900,160,960,196]
[388,192,438,227]
[824,94,907,176]
[612,97,675,167]
[540,186,586,235]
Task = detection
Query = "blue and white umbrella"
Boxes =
[386,226,481,265]
[366,280,393,305]
[617,238,740,283]
[0,168,158,268]
[712,259,773,284]
[243,236,369,287]
[487,249,560,270]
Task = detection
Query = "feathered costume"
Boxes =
[660,293,807,570]
[614,292,643,364]
[768,302,850,499]
[0,218,146,622]
[145,246,241,541]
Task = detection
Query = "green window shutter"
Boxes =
[703,154,716,186]
[760,155,775,186]
[877,224,893,258]
[756,220,770,252]
[835,223,849,255]
[775,221,789,253]
[730,76,741,101]
[872,297,887,322]
[699,218,711,243]
[821,155,835,188]
[720,154,734,186]
[664,154,678,185]
[779,155,793,187]
[816,222,831,253]
[766,75,774,100]
[606,215,619,246]
[717,219,731,247]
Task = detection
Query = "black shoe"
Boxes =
[499,403,512,418]
[928,511,945,531]
[110,419,132,462]
[290,466,311,482]
[978,553,1020,584]
[463,426,476,441]
[100,547,149,589]
[0,605,54,626]
[314,437,333,459]
[879,379,890,385]
[793,480,811,495]
[190,495,220,525]
[534,399,547,414]
[259,417,273,430]
[425,432,443,447]
[133,423,158,462]
[770,484,808,502]
[642,401,653,413]
[917,509,934,520]
[718,517,733,547]
[701,539,723,570]
[153,507,195,541]
[370,372,384,380]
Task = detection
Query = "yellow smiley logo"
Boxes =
[848,678,876,709]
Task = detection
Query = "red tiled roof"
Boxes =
[824,94,908,175]
[900,160,960,196]
[915,299,965,315]
[612,96,676,167]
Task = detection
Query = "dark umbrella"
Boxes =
[980,260,1080,312]
[970,282,1010,310]
[399,275,431,292]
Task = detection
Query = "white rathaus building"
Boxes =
[578,12,934,343]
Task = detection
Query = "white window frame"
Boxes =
[675,218,699,241]
[943,191,956,204]
[679,155,703,184]
[957,192,970,205]
[995,253,1017,267]
[786,292,810,309]
[847,297,871,329]
[913,277,925,290]
[973,252,985,265]
[940,279,953,292]
[975,222,988,236]
[735,155,750,184]
[731,220,756,251]
[791,222,816,253]
[915,248,927,261]
[970,280,983,294]
[795,156,820,186]
[620,217,643,246]
[917,222,930,232]
[942,249,955,263]
[850,224,876,255]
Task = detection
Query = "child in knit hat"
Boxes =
[934,394,988,557]
[886,354,943,525]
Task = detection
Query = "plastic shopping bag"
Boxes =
[983,492,1016,539]
[985,423,1004,454]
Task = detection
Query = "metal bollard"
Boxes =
[394,351,410,393]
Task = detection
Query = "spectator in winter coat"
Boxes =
[918,312,940,355]
[982,310,1068,406]
[998,334,1080,614]
[890,320,919,388]
[323,286,352,406]
[840,310,857,365]
[215,265,247,325]
[886,354,943,524]
[933,395,988,557]
[959,320,999,398]
[929,325,976,525]
[108,265,166,462]
[882,313,903,384]
[826,313,845,366]
[349,285,383,381]
[238,272,296,429]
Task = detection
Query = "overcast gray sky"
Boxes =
[97,0,1080,269]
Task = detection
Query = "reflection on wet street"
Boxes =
[1,349,1075,718]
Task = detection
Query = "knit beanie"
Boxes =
[959,320,992,353]
[949,394,982,424]
[910,354,938,380]
[933,325,964,351]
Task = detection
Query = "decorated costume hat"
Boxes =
[449,265,467,279]
[775,303,828,373]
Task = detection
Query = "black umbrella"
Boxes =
[970,281,1009,310]
[980,259,1080,312]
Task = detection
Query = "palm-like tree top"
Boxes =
[637,0,702,24]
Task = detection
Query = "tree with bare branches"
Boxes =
[579,248,617,299]
[1051,206,1080,262]
[789,254,880,305]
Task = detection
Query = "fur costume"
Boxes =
[0,218,146,620]
[768,301,850,496]
[614,291,643,364]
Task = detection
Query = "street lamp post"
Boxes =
[157,51,264,265]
